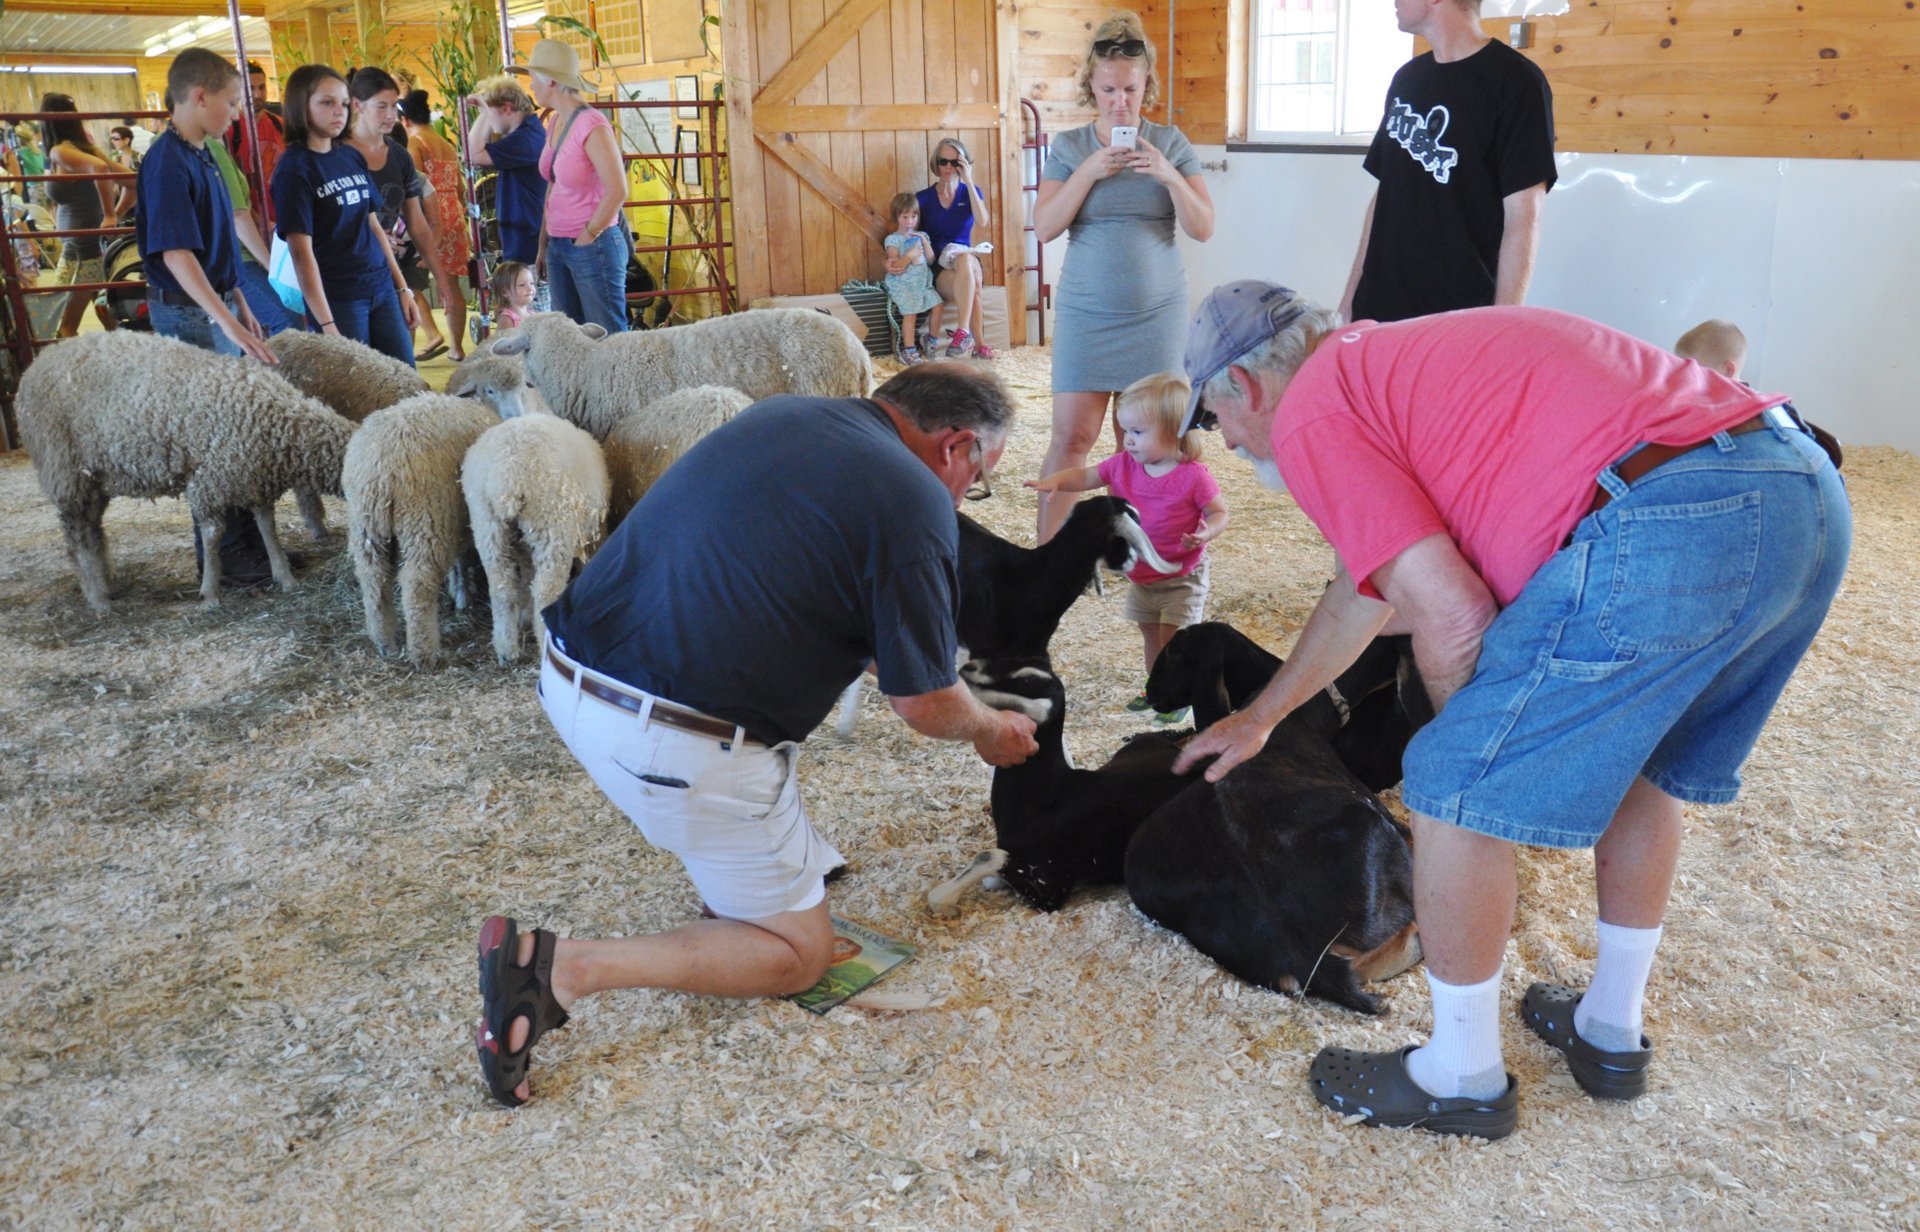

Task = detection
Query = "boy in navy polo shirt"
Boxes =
[137,47,280,583]
[137,48,275,363]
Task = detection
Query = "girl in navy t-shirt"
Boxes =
[270,64,418,363]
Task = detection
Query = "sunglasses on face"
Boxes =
[1093,37,1148,56]
[936,157,964,167]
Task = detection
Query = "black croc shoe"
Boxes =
[1521,982,1652,1101]
[1309,1044,1520,1140]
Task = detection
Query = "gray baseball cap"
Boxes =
[1181,281,1314,435]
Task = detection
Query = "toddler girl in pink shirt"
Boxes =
[1029,372,1230,723]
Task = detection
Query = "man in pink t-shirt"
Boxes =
[1173,282,1850,1140]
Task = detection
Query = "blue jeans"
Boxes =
[547,227,630,334]
[148,290,245,356]
[1402,408,1852,848]
[311,280,415,365]
[235,259,294,337]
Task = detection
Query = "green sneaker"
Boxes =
[1124,690,1153,713]
[1152,706,1192,728]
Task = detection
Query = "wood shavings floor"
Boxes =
[2,346,1916,1229]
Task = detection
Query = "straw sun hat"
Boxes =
[507,38,595,94]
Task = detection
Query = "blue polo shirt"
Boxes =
[486,118,547,264]
[545,397,961,745]
[271,142,386,302]
[137,129,239,297]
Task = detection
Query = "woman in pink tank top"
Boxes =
[511,38,630,333]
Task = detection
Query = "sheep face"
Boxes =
[447,353,547,420]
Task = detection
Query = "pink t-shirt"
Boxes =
[539,106,614,239]
[1098,453,1221,582]
[1273,306,1784,607]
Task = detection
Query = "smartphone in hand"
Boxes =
[1108,125,1138,150]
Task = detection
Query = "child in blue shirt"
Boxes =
[136,48,276,363]
[136,48,281,585]
[271,63,417,363]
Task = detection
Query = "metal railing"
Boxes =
[1020,98,1051,347]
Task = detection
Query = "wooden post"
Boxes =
[723,0,771,305]
[352,0,385,62]
[995,0,1027,346]
[303,5,330,62]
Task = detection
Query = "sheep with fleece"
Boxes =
[461,410,609,664]
[16,331,352,613]
[489,309,869,440]
[261,330,429,540]
[343,394,505,667]
[602,384,752,526]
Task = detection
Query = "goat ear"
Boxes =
[490,332,532,357]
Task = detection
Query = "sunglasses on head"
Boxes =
[936,156,964,167]
[1191,402,1219,432]
[1093,37,1148,56]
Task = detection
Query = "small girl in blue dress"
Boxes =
[881,191,942,364]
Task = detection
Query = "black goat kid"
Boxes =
[926,657,1194,916]
[1144,621,1430,792]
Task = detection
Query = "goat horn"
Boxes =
[1113,511,1180,576]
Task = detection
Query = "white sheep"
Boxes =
[263,330,428,540]
[342,394,501,667]
[489,309,870,440]
[461,412,609,664]
[444,349,547,421]
[266,329,429,423]
[16,331,353,612]
[603,384,752,526]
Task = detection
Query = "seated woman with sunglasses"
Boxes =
[904,138,992,359]
[1030,10,1214,544]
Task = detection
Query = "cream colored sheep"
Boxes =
[16,331,352,612]
[263,331,428,539]
[461,413,609,664]
[489,309,870,440]
[444,349,547,420]
[603,384,752,527]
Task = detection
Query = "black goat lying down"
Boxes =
[1144,621,1431,792]
[926,656,1194,916]
[1125,627,1424,1014]
[834,497,1175,736]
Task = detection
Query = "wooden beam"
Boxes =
[753,103,1001,132]
[995,0,1026,346]
[8,0,265,12]
[352,0,385,61]
[303,6,332,61]
[754,0,888,104]
[722,0,772,304]
[758,130,891,243]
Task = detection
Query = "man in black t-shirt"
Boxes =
[472,364,1040,1107]
[1339,0,1556,323]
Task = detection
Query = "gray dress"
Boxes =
[1043,120,1203,394]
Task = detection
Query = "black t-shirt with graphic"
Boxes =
[1354,39,1556,323]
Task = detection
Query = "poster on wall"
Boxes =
[617,79,674,159]
[673,74,701,121]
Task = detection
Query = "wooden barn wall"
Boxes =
[1048,0,1920,160]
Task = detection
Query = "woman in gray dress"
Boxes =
[40,95,120,338]
[1032,11,1213,543]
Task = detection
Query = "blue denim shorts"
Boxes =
[1402,408,1852,848]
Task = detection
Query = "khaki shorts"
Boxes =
[1124,558,1209,627]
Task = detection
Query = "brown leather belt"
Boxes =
[545,643,763,746]
[1589,413,1769,515]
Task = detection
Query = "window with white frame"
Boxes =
[1249,0,1412,144]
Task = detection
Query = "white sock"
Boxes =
[1574,920,1663,1052]
[1407,968,1507,1100]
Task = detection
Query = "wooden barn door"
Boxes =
[724,0,1029,344]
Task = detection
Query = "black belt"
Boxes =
[153,287,232,308]
[545,644,763,747]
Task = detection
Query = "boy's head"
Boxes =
[888,191,919,227]
[1675,318,1747,379]
[1119,372,1203,463]
[167,48,243,136]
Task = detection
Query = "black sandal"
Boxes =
[475,915,571,1107]
[1521,982,1652,1101]
[1309,1044,1519,1140]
